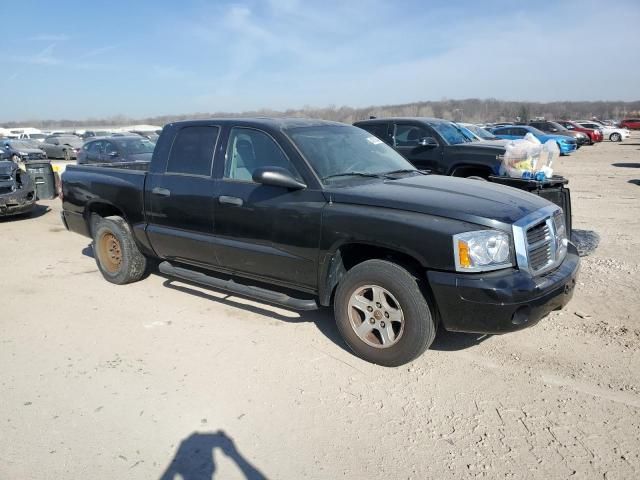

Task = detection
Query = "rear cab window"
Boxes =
[167,126,219,176]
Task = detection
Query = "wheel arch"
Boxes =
[318,241,430,307]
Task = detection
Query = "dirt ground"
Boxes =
[1,134,639,480]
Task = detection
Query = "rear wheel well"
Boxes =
[85,203,125,236]
[451,165,493,179]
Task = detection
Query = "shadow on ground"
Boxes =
[629,179,640,186]
[159,430,266,480]
[430,329,489,351]
[0,203,50,223]
[571,229,600,257]
[612,162,640,168]
[161,275,489,356]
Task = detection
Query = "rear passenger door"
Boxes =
[145,125,221,267]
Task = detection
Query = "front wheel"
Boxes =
[334,260,436,366]
[610,133,622,142]
[63,149,71,161]
[93,216,147,285]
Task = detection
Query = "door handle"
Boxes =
[218,195,243,207]
[151,187,171,197]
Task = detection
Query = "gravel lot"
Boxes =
[1,134,639,479]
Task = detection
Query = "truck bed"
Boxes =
[61,162,149,238]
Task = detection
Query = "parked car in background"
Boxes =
[0,159,36,217]
[40,135,84,160]
[556,120,603,144]
[18,132,47,143]
[490,125,577,155]
[82,130,112,139]
[77,136,155,164]
[527,120,590,147]
[620,118,640,130]
[1,139,47,162]
[354,117,507,178]
[575,121,629,142]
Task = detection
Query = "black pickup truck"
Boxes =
[61,118,579,366]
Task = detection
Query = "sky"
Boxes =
[1,0,639,122]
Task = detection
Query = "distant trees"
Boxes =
[2,99,639,128]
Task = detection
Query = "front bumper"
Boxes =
[559,143,577,154]
[0,190,36,217]
[427,243,580,334]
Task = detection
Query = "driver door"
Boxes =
[392,123,444,173]
[212,126,324,290]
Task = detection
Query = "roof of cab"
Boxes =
[166,117,346,130]
[354,117,453,125]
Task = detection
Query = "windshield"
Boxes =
[549,122,568,131]
[287,125,415,182]
[465,124,497,140]
[527,126,546,136]
[431,122,472,145]
[118,138,155,155]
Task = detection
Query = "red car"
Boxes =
[620,118,640,130]
[557,120,603,144]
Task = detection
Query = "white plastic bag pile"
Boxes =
[500,133,559,179]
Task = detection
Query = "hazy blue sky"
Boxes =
[1,0,639,121]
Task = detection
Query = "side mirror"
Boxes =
[418,137,438,147]
[252,166,306,190]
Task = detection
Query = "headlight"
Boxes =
[453,230,512,272]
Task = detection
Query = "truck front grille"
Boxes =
[513,206,568,276]
[526,221,553,273]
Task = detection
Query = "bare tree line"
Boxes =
[3,99,639,128]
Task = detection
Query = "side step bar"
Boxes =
[159,261,319,311]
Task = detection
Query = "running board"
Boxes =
[159,261,319,311]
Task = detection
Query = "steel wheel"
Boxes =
[97,232,123,273]
[347,284,405,348]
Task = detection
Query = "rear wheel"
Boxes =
[610,132,622,142]
[93,216,147,285]
[334,259,436,366]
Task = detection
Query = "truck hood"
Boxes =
[325,174,551,228]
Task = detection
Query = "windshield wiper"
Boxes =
[322,172,384,181]
[383,169,422,177]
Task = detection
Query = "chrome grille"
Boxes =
[526,221,553,272]
[513,205,568,276]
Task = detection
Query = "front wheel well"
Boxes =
[320,243,427,307]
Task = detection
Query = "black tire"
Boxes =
[610,133,621,142]
[63,149,71,161]
[93,215,147,285]
[334,259,436,367]
[466,175,487,181]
